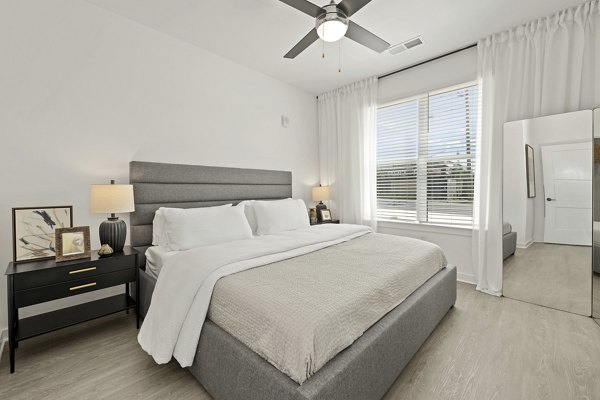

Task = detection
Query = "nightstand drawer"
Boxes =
[14,269,135,308]
[13,256,135,291]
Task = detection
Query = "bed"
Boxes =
[130,161,456,400]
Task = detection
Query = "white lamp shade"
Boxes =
[312,186,331,202]
[90,184,135,214]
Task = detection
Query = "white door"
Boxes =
[542,142,592,245]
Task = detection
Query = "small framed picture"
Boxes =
[12,206,73,263]
[319,209,332,222]
[55,226,91,263]
[309,208,317,225]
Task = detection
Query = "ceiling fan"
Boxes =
[280,0,390,58]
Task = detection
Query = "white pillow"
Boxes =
[237,200,258,234]
[162,204,253,251]
[253,198,310,236]
[151,208,168,247]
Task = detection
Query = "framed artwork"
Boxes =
[525,144,536,198]
[55,226,91,263]
[320,209,332,222]
[309,208,317,225]
[12,206,73,263]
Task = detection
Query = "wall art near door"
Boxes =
[12,206,73,263]
[525,144,536,198]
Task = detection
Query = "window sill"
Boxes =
[377,220,473,237]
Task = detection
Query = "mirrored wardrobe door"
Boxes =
[502,110,593,316]
[593,107,600,323]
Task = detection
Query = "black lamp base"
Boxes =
[316,201,327,222]
[99,217,127,252]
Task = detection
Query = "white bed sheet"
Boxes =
[145,246,178,279]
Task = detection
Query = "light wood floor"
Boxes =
[503,243,591,316]
[1,283,600,400]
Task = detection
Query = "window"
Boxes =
[376,82,479,227]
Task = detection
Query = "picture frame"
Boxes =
[12,206,73,263]
[55,226,91,263]
[525,144,536,198]
[309,208,317,225]
[319,209,332,222]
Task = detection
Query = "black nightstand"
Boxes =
[5,246,138,373]
[311,219,340,225]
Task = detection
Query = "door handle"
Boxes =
[546,198,556,201]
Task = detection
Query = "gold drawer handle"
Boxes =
[69,267,96,275]
[69,282,96,291]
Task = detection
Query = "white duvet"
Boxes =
[138,224,372,367]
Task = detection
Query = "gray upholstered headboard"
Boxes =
[129,161,292,267]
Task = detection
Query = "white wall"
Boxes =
[377,46,478,284]
[378,47,478,105]
[502,110,592,246]
[0,0,319,335]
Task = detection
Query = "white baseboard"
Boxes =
[516,239,533,249]
[0,328,7,364]
[457,272,476,285]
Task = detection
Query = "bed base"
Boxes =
[137,265,456,400]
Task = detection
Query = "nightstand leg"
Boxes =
[136,289,140,329]
[136,263,140,330]
[7,276,15,373]
[13,308,18,349]
[9,344,14,374]
[9,340,15,374]
[125,283,129,315]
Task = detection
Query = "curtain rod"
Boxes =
[378,43,477,80]
[316,42,477,98]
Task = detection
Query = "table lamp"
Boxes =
[312,185,330,222]
[90,180,135,252]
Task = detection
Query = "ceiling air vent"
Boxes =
[388,36,424,55]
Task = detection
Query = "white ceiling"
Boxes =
[87,0,586,94]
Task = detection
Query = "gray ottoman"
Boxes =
[503,222,517,260]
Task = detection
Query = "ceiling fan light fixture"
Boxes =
[316,5,348,43]
[282,0,390,59]
[317,20,348,42]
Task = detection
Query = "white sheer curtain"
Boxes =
[318,76,378,229]
[474,0,600,295]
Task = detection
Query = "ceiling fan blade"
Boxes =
[345,20,390,53]
[278,0,324,18]
[337,0,373,17]
[284,28,319,59]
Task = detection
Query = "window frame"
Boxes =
[376,80,480,229]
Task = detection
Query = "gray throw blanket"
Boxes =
[208,233,447,384]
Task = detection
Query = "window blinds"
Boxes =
[376,83,479,227]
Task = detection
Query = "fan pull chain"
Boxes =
[322,23,325,58]
[338,39,341,72]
